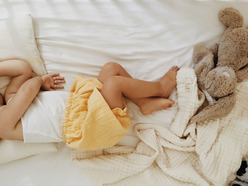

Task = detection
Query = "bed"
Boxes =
[0,0,248,186]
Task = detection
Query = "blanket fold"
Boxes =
[71,68,248,186]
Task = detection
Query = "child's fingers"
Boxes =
[52,73,65,85]
[51,73,60,77]
[51,73,65,80]
[53,76,64,80]
[53,84,64,89]
[53,74,65,83]
[54,80,65,84]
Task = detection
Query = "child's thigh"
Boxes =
[100,76,124,110]
[98,62,131,83]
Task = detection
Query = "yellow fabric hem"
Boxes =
[63,76,131,151]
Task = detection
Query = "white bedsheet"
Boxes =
[0,0,247,186]
[0,143,93,186]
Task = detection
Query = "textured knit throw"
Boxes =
[70,68,248,186]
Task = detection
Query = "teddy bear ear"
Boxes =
[219,7,243,28]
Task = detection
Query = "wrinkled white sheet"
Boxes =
[0,0,247,186]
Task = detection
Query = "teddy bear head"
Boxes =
[217,7,248,72]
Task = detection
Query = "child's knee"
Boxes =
[104,76,120,87]
[103,62,121,73]
[101,76,124,109]
[102,76,121,93]
[17,60,32,78]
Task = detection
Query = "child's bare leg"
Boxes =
[126,65,179,114]
[101,76,170,109]
[159,66,179,98]
[98,62,178,114]
[97,62,132,83]
[2,60,32,103]
[130,97,175,115]
[100,69,178,109]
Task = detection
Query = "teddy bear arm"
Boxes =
[190,94,236,123]
[194,53,214,78]
[193,44,211,65]
[210,43,219,56]
[236,64,248,82]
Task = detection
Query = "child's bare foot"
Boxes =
[160,66,180,98]
[138,97,175,115]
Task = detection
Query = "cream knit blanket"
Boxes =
[71,68,248,186]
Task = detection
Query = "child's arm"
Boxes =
[0,59,32,102]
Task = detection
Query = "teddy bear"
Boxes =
[190,7,248,123]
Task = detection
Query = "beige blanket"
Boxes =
[72,68,248,186]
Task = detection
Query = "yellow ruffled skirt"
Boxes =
[63,76,131,151]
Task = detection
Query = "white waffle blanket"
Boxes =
[72,68,248,186]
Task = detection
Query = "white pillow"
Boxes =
[0,15,57,164]
[0,14,47,95]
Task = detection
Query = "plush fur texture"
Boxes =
[190,7,248,123]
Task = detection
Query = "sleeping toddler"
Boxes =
[0,60,179,151]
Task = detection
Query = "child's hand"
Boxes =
[41,73,65,91]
